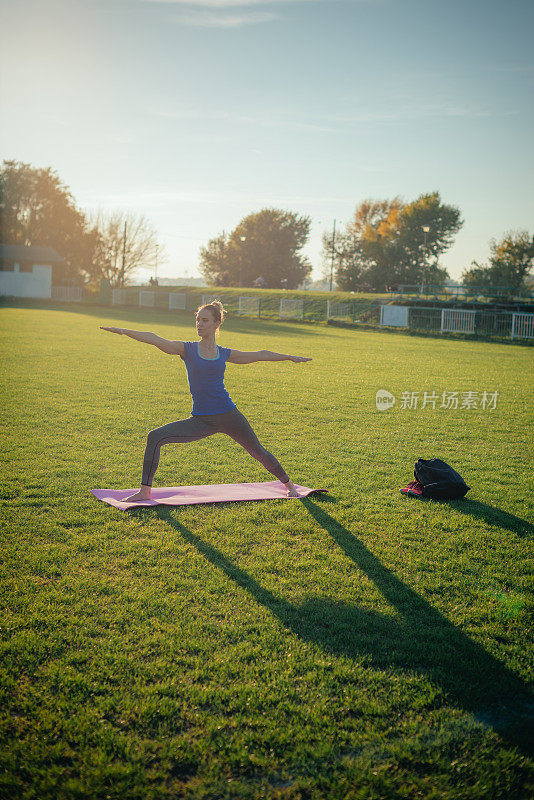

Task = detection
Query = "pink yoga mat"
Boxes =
[91,481,325,510]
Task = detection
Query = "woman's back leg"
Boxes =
[220,409,290,484]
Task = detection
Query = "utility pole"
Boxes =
[329,219,336,292]
[420,225,430,295]
[239,236,246,288]
[121,221,127,287]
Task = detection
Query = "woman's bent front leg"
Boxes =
[124,416,214,501]
[125,416,216,502]
[141,416,214,487]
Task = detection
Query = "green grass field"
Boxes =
[1,302,533,800]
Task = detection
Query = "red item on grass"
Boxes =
[400,480,424,498]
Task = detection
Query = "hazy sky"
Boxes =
[1,0,533,282]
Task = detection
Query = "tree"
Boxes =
[198,233,233,288]
[462,231,534,290]
[0,160,100,284]
[88,210,166,287]
[0,160,165,288]
[200,209,312,289]
[323,199,404,291]
[323,192,461,291]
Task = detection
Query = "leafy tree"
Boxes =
[323,192,461,291]
[200,208,312,289]
[0,161,164,287]
[324,199,403,291]
[88,210,166,287]
[462,231,534,290]
[0,160,100,284]
[198,233,233,288]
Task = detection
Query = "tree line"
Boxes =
[1,160,532,291]
[0,160,165,287]
[321,193,533,292]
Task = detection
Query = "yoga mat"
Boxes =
[91,481,326,510]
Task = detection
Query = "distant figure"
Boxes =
[253,275,266,289]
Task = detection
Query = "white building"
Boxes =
[0,245,66,299]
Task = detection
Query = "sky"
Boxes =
[1,0,533,283]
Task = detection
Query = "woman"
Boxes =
[100,300,311,501]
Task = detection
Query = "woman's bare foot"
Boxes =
[124,486,152,502]
[284,480,300,498]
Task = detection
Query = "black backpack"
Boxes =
[414,458,470,500]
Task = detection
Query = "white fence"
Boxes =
[511,312,534,340]
[52,286,82,302]
[139,291,155,307]
[440,309,476,334]
[280,299,303,320]
[379,305,410,327]
[327,301,353,321]
[77,289,534,342]
[169,292,187,311]
[239,297,260,317]
[112,288,129,305]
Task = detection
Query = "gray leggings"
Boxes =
[141,407,290,486]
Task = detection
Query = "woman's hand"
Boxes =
[100,327,123,335]
[290,355,312,363]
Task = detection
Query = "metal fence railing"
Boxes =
[440,308,476,334]
[280,298,304,320]
[511,312,534,340]
[238,296,260,317]
[397,284,532,300]
[52,286,83,302]
[169,292,187,311]
[387,306,534,341]
[409,307,442,333]
[39,287,534,343]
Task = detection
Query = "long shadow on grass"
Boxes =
[442,498,533,537]
[301,498,534,754]
[139,504,533,756]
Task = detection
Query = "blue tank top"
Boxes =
[180,341,236,416]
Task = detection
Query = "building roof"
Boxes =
[0,244,66,264]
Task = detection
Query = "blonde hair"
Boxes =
[196,300,226,326]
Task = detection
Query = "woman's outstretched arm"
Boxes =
[99,327,184,355]
[227,349,311,364]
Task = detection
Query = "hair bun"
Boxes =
[211,300,225,320]
[196,300,225,324]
